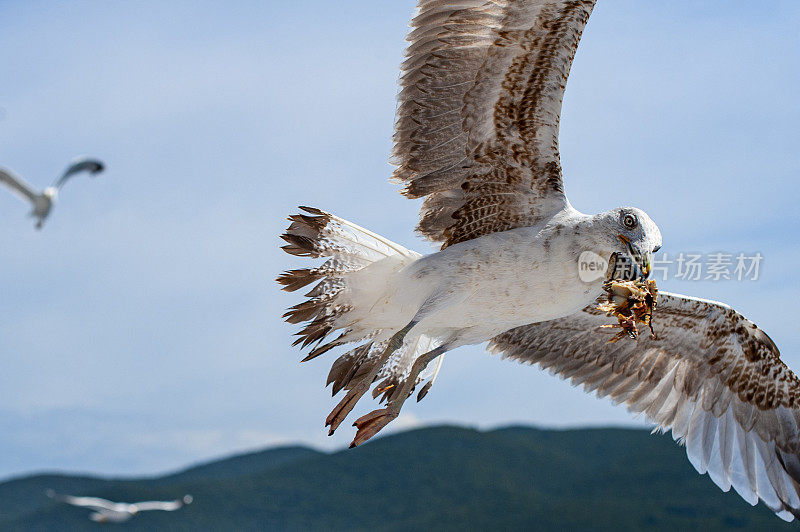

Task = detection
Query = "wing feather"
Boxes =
[489,292,800,520]
[0,168,38,205]
[393,0,596,247]
[54,158,104,189]
[133,500,184,512]
[52,494,117,511]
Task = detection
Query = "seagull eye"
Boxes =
[622,213,638,230]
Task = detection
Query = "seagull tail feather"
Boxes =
[278,206,418,360]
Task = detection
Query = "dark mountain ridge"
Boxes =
[0,426,791,531]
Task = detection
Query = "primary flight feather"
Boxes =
[278,0,799,521]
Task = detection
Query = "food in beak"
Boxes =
[597,278,658,342]
[617,235,652,279]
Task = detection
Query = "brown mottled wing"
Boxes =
[392,0,596,247]
[489,292,800,521]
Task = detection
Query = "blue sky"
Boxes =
[0,0,797,480]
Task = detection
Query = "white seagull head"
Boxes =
[595,207,662,280]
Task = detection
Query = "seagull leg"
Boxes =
[350,344,448,447]
[325,321,416,435]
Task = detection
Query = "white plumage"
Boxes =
[278,0,800,521]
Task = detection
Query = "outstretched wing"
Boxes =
[0,167,38,205]
[134,499,184,512]
[49,492,117,512]
[393,0,596,247]
[489,292,800,521]
[54,157,104,189]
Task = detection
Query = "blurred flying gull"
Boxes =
[47,490,192,523]
[0,157,104,229]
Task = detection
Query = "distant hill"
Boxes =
[0,426,792,531]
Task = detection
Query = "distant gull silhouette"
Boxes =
[0,157,104,229]
[46,490,192,523]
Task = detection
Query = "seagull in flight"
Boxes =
[278,0,800,521]
[47,491,192,523]
[0,157,104,229]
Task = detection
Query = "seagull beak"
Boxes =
[618,235,652,279]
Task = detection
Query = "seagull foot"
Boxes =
[325,382,369,435]
[350,408,398,448]
[325,324,415,435]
